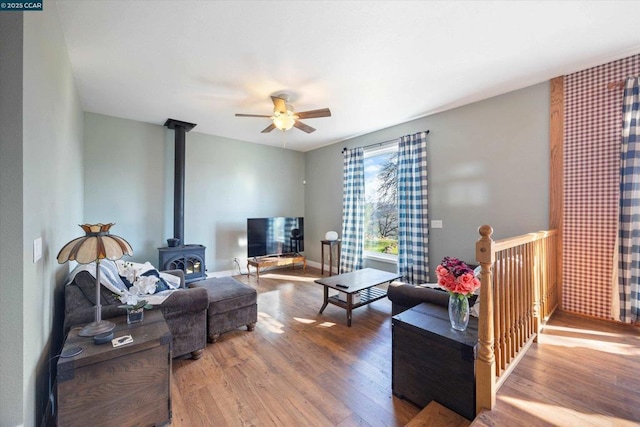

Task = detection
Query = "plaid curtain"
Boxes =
[340,148,364,273]
[397,132,429,283]
[618,76,640,323]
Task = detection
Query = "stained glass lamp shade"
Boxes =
[57,223,133,336]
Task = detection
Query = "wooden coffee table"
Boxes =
[314,268,401,326]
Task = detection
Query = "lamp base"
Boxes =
[78,320,116,337]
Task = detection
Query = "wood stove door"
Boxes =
[162,253,206,283]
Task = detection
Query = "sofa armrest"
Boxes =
[388,281,450,310]
[387,281,479,316]
[162,269,186,289]
[160,287,209,316]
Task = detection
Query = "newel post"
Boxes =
[476,225,496,414]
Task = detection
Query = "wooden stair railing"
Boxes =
[475,225,559,415]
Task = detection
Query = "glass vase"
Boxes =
[127,307,144,324]
[448,294,469,331]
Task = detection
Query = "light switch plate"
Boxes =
[33,237,42,262]
[431,220,443,229]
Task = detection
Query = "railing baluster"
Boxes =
[476,226,559,416]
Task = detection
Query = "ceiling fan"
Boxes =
[235,95,331,134]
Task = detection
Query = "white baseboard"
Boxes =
[306,260,321,269]
[206,269,235,278]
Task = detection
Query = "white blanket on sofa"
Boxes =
[66,260,179,306]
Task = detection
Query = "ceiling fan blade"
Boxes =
[271,96,287,114]
[296,108,332,119]
[235,113,271,118]
[261,123,276,133]
[294,120,316,133]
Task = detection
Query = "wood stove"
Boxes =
[159,244,206,283]
[158,118,206,283]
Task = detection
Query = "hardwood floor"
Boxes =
[171,266,420,426]
[472,310,640,427]
[171,267,640,426]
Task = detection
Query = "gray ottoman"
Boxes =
[190,277,258,343]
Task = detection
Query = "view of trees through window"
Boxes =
[364,146,398,256]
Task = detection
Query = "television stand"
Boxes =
[247,254,306,281]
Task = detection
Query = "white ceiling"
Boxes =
[56,1,640,152]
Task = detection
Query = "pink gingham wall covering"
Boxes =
[564,54,640,319]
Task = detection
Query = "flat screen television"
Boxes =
[247,217,304,258]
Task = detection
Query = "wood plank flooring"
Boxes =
[171,267,640,426]
[407,401,470,427]
[472,310,640,426]
[171,266,420,426]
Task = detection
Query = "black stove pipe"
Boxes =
[164,118,197,246]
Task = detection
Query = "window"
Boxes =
[363,143,398,261]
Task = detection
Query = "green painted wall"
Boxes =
[305,82,550,278]
[0,4,84,426]
[84,114,305,272]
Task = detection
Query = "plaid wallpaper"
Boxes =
[564,54,640,319]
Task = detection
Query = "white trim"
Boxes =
[363,141,398,157]
[364,251,398,264]
[363,142,399,267]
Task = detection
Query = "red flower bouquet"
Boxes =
[435,256,481,297]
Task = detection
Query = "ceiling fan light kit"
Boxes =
[236,95,331,134]
[272,110,297,131]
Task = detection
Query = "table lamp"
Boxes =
[57,223,133,336]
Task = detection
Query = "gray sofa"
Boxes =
[388,264,479,315]
[387,282,451,315]
[388,284,478,316]
[64,269,209,359]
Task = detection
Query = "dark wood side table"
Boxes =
[321,239,341,276]
[57,310,172,427]
[392,302,478,420]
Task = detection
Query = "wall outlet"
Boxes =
[431,220,443,229]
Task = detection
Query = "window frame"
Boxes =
[362,142,399,264]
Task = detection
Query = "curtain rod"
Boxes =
[341,130,430,153]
